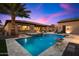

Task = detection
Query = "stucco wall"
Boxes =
[58,21,79,34]
[5,23,11,31]
[4,23,12,35]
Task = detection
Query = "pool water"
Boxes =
[16,34,64,56]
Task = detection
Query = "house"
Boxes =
[57,18,79,34]
[0,20,3,35]
[4,20,55,35]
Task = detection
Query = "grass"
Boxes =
[0,40,8,56]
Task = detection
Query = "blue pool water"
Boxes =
[16,34,64,56]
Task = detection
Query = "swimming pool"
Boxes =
[16,34,64,56]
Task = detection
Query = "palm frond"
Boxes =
[0,3,31,18]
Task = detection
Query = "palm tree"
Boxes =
[0,3,31,35]
[0,20,2,25]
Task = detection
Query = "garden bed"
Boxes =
[0,40,8,56]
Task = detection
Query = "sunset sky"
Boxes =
[0,3,79,25]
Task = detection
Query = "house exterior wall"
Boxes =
[4,23,11,35]
[58,21,79,34]
[4,20,57,36]
[4,22,18,35]
[4,22,56,35]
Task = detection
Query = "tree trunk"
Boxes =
[11,13,16,36]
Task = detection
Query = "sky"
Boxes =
[1,3,79,25]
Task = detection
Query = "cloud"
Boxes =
[36,11,77,24]
[60,3,72,11]
[47,4,79,20]
[34,11,69,24]
[35,12,67,24]
[37,17,48,23]
[48,12,68,19]
[34,4,72,24]
[60,3,79,12]
[30,4,71,24]
[11,4,79,24]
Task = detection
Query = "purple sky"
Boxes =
[1,3,79,25]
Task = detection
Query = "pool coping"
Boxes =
[6,36,32,56]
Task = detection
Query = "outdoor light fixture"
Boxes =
[66,31,71,34]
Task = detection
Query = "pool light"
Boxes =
[25,39,27,43]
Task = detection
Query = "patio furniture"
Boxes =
[62,42,79,56]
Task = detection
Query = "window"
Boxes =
[19,26,30,31]
[21,26,27,30]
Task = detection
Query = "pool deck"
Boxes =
[6,34,79,56]
[6,35,31,56]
